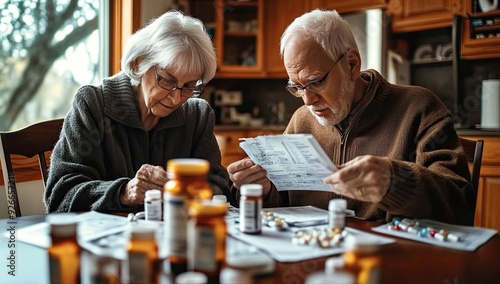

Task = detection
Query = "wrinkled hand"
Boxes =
[227,157,271,196]
[323,155,391,203]
[120,164,168,206]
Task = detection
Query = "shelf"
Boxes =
[412,58,453,65]
[467,10,500,19]
[474,25,500,33]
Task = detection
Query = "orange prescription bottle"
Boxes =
[342,235,381,284]
[164,158,212,276]
[46,213,81,284]
[187,200,228,283]
[127,223,160,284]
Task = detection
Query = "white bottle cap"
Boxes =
[130,223,157,240]
[175,271,207,284]
[240,184,263,197]
[46,213,79,237]
[344,234,380,254]
[212,194,227,204]
[325,256,345,273]
[145,189,161,199]
[305,271,354,284]
[329,199,347,211]
[220,267,252,284]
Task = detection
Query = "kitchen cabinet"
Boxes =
[387,0,463,33]
[264,0,311,78]
[215,128,283,167]
[311,0,386,14]
[460,1,500,59]
[191,0,388,79]
[213,0,264,77]
[460,135,500,231]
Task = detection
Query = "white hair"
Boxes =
[121,10,217,86]
[280,9,359,78]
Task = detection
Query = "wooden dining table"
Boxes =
[1,214,499,284]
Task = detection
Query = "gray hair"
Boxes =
[280,9,358,77]
[121,10,217,86]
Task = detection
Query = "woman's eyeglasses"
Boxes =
[154,65,204,98]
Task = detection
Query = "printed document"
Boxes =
[239,134,337,191]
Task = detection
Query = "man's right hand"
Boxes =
[227,157,272,196]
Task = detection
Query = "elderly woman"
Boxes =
[44,10,230,213]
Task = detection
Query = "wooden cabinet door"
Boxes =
[214,0,265,77]
[387,0,463,33]
[460,1,500,59]
[463,135,500,231]
[311,0,386,14]
[264,0,311,78]
[475,177,500,231]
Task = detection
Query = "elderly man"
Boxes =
[227,9,475,225]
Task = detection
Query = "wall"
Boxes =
[0,181,46,219]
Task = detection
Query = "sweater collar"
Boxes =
[337,69,389,132]
[101,72,187,130]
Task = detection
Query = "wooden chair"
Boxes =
[0,118,64,218]
[459,137,484,196]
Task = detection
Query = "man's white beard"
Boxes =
[308,77,354,128]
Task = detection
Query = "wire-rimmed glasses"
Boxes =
[285,50,348,97]
[154,65,204,98]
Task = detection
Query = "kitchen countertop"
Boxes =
[215,124,287,132]
[456,128,500,136]
[216,125,500,137]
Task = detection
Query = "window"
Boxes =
[0,0,109,131]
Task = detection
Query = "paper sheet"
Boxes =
[6,211,130,248]
[228,224,394,262]
[372,219,498,251]
[239,134,337,191]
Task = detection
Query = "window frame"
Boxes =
[0,0,142,186]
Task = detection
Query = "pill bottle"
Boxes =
[187,200,227,283]
[305,270,355,284]
[329,198,347,231]
[145,189,162,221]
[212,194,228,204]
[164,158,212,276]
[126,223,161,284]
[46,213,81,284]
[342,235,381,284]
[81,251,121,284]
[239,184,263,234]
[175,271,207,284]
[219,267,253,284]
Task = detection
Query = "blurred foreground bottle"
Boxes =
[126,223,161,284]
[187,200,227,283]
[326,235,381,284]
[164,158,213,277]
[47,213,81,284]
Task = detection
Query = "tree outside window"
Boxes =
[0,0,103,131]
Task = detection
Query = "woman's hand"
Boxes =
[120,164,168,206]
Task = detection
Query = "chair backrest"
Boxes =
[459,137,484,196]
[0,118,64,218]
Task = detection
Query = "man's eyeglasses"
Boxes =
[285,50,348,97]
[154,65,204,98]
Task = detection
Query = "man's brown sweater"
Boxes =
[264,70,475,225]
